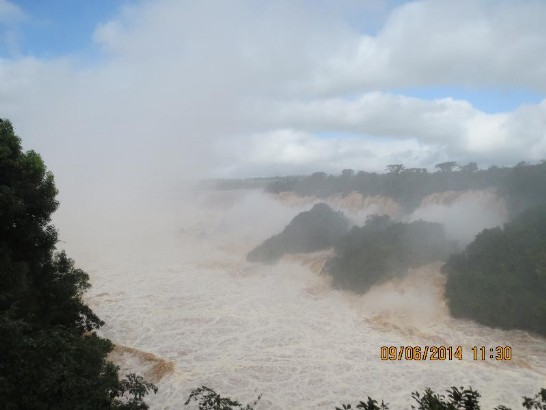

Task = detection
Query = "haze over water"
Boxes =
[4,1,546,408]
[57,189,546,410]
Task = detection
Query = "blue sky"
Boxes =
[390,86,544,114]
[1,0,119,57]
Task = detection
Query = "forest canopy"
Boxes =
[248,165,546,336]
[259,161,546,216]
[444,206,546,336]
[247,202,350,264]
[248,205,454,294]
[327,215,454,293]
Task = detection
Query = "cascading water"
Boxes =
[60,189,545,410]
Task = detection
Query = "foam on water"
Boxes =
[60,189,545,409]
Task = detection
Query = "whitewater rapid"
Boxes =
[59,189,546,409]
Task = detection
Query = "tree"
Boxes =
[337,397,389,410]
[335,386,543,410]
[0,119,156,408]
[460,162,478,173]
[247,203,349,264]
[187,386,546,410]
[444,206,546,335]
[522,388,546,410]
[185,386,262,410]
[310,171,328,180]
[435,161,458,173]
[386,164,405,175]
[405,168,427,174]
[327,216,454,293]
[411,387,480,410]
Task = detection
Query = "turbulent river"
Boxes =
[58,189,546,409]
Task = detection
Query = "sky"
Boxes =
[1,0,546,197]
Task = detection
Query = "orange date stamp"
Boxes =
[381,345,463,361]
[380,346,512,361]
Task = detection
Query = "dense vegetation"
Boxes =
[444,206,546,335]
[248,203,453,293]
[246,161,546,335]
[185,386,262,409]
[327,215,454,292]
[242,157,546,337]
[0,119,156,409]
[247,203,349,264]
[185,385,546,410]
[261,162,546,216]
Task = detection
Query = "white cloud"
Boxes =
[0,0,545,200]
[262,93,546,163]
[267,93,474,142]
[218,129,441,176]
[312,0,546,94]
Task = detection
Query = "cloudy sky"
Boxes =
[1,0,546,193]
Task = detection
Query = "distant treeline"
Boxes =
[207,176,296,191]
[261,161,546,215]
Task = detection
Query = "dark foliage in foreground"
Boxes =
[444,206,546,335]
[0,119,156,409]
[335,396,389,410]
[185,386,546,410]
[185,386,262,410]
[247,203,349,264]
[327,215,455,293]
